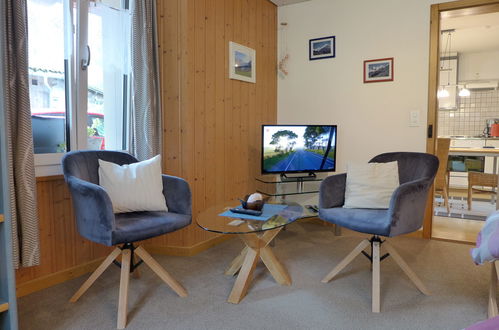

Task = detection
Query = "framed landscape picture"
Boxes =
[363,58,394,83]
[229,41,256,83]
[309,36,335,61]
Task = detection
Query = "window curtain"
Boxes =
[2,0,40,268]
[129,0,162,161]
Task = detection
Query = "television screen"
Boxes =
[262,125,337,174]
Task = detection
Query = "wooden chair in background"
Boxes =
[435,138,451,213]
[468,171,498,210]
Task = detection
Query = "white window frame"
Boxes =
[32,0,130,177]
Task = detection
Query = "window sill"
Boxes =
[35,164,63,177]
[34,153,63,177]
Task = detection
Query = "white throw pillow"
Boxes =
[343,161,400,209]
[98,155,168,213]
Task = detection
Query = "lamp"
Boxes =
[437,29,455,99]
[459,87,471,97]
[438,88,450,98]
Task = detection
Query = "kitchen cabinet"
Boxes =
[459,50,499,82]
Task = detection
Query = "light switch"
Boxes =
[409,111,420,127]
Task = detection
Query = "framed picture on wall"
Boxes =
[363,58,394,83]
[229,41,256,83]
[309,36,335,60]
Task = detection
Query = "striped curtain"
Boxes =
[129,0,162,161]
[3,0,40,268]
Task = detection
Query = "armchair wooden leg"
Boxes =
[134,246,187,297]
[117,249,131,329]
[488,261,499,319]
[384,242,430,295]
[70,248,122,303]
[321,239,370,283]
[132,254,141,279]
[372,241,381,313]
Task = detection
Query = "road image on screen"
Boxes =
[262,125,336,173]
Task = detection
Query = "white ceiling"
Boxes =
[441,11,499,53]
[269,0,311,6]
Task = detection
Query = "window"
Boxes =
[27,0,131,171]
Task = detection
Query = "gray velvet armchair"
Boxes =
[318,152,439,313]
[62,150,192,329]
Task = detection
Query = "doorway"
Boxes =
[426,0,499,243]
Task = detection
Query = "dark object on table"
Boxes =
[62,150,191,329]
[230,207,263,216]
[318,152,438,313]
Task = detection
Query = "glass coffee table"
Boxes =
[196,201,315,304]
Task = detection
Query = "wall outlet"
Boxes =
[409,110,420,127]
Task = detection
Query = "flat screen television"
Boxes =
[261,124,337,176]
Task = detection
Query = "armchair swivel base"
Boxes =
[321,235,430,313]
[70,243,187,329]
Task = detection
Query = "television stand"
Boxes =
[256,173,323,197]
[280,172,317,182]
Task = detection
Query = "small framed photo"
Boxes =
[309,36,335,61]
[363,58,394,83]
[229,41,256,83]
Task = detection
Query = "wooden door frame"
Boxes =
[424,0,499,238]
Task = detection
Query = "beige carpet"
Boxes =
[19,222,490,330]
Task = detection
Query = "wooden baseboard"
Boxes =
[16,258,106,298]
[16,234,233,297]
[143,234,234,256]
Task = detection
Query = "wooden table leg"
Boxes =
[260,246,291,285]
[225,246,248,276]
[227,245,259,304]
[226,228,291,304]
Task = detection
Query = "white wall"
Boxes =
[459,50,499,81]
[278,0,453,172]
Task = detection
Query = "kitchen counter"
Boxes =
[440,135,499,140]
[449,147,499,155]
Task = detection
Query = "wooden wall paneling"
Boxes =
[232,0,243,199]
[181,0,196,246]
[247,0,257,184]
[214,0,226,204]
[162,0,181,178]
[241,0,250,192]
[224,0,234,202]
[52,179,73,270]
[256,1,270,137]
[204,0,217,242]
[15,0,277,295]
[156,0,185,246]
[193,0,207,244]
